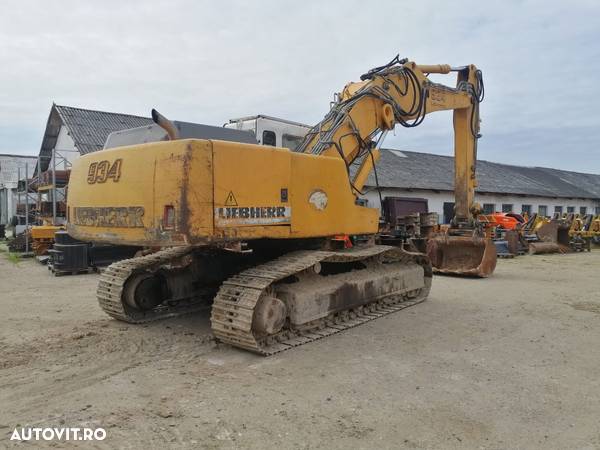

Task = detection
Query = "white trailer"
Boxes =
[224,115,311,151]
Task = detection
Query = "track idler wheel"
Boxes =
[123,273,166,311]
[252,295,287,336]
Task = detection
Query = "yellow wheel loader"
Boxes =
[568,214,596,252]
[592,215,600,246]
[67,56,494,354]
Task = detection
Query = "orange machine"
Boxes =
[478,213,525,232]
[478,213,526,245]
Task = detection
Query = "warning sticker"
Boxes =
[225,191,238,206]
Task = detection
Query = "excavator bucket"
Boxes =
[529,220,571,254]
[426,235,497,277]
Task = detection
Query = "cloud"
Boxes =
[0,0,598,172]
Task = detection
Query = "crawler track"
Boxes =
[211,245,431,355]
[97,246,207,323]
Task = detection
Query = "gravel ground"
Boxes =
[1,247,599,449]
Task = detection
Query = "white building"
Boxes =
[362,149,600,223]
[0,154,37,226]
[31,105,600,225]
[37,103,153,173]
[32,104,154,223]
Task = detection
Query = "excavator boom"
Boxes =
[295,55,495,277]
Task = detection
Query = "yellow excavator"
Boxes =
[66,56,493,354]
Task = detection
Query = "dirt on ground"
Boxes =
[1,248,600,449]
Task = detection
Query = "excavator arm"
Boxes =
[297,56,495,276]
[297,56,483,227]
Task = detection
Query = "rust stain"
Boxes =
[152,156,157,229]
[178,143,193,239]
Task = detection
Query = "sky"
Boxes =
[0,0,599,173]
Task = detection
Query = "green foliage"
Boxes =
[6,252,20,264]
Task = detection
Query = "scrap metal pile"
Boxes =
[474,212,600,256]
[380,200,599,265]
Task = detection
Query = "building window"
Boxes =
[502,204,513,213]
[580,206,587,215]
[262,130,276,146]
[521,204,532,215]
[567,206,575,213]
[554,206,563,215]
[596,206,600,215]
[443,202,455,224]
[538,205,548,216]
[482,203,495,214]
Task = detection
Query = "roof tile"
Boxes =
[367,149,600,200]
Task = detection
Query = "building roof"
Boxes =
[38,104,153,171]
[33,104,599,201]
[535,168,600,198]
[0,153,38,159]
[366,149,600,200]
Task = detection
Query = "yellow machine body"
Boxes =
[68,58,493,278]
[29,225,63,256]
[30,225,63,240]
[66,139,378,246]
[65,57,493,354]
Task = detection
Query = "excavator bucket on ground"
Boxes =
[529,219,571,254]
[426,235,497,277]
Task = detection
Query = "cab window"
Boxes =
[282,134,304,151]
[262,130,276,146]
